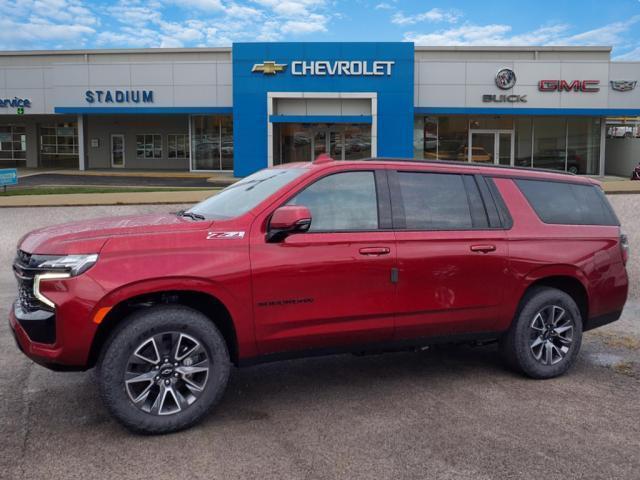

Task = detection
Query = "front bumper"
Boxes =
[9,279,100,372]
[9,303,83,371]
[13,301,56,344]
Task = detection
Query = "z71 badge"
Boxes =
[206,231,245,239]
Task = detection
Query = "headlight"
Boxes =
[35,254,99,276]
[30,254,98,309]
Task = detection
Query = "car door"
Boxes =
[390,169,510,339]
[249,169,397,355]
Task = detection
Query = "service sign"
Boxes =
[0,168,18,187]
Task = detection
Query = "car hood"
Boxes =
[19,213,215,254]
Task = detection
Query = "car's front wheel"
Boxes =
[98,305,230,434]
[500,287,583,379]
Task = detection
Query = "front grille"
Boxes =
[13,250,50,312]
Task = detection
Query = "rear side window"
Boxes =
[397,172,488,230]
[288,171,379,231]
[515,179,619,226]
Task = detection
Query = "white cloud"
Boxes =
[375,3,393,10]
[392,8,461,26]
[0,0,97,49]
[281,15,327,34]
[614,46,640,60]
[404,17,640,49]
[252,0,325,18]
[165,0,224,10]
[562,16,640,46]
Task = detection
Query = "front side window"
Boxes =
[287,171,378,231]
[136,134,162,159]
[398,172,478,230]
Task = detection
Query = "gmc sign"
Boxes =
[538,80,600,92]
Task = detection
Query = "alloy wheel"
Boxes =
[124,332,210,416]
[529,305,574,366]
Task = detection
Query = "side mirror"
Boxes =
[267,205,312,242]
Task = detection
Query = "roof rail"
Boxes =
[362,157,577,176]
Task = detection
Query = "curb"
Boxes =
[0,189,217,208]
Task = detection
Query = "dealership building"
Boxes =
[0,42,639,177]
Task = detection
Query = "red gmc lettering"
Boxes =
[559,80,581,92]
[538,80,600,92]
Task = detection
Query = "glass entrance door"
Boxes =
[274,123,372,165]
[111,134,125,168]
[469,130,513,166]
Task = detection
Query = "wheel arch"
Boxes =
[519,273,589,325]
[88,287,242,368]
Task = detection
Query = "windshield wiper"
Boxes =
[176,210,206,221]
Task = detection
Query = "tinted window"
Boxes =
[398,172,482,230]
[288,171,378,231]
[189,168,306,220]
[516,179,619,226]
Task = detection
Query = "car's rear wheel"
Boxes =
[98,305,230,434]
[500,287,583,379]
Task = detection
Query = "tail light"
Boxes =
[620,230,629,265]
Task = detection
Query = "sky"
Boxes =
[1,0,640,60]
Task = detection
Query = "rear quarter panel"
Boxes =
[493,177,628,330]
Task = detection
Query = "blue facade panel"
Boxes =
[232,42,414,177]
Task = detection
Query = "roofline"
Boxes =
[0,47,232,57]
[414,45,612,52]
[0,44,612,57]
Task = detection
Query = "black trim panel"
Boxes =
[485,177,514,229]
[374,169,393,229]
[239,331,504,367]
[13,301,56,344]
[584,310,623,331]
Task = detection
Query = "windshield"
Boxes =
[187,167,307,220]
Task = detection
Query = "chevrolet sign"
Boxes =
[252,61,287,75]
[291,60,395,76]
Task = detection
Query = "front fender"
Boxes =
[91,276,257,359]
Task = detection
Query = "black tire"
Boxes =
[97,305,230,434]
[499,287,583,379]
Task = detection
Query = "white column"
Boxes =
[77,113,85,171]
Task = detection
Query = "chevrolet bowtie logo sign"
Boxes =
[252,61,287,75]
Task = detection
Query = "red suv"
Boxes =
[10,158,629,434]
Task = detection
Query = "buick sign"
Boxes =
[495,68,516,90]
[610,80,637,92]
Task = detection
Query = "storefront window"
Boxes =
[533,118,567,172]
[437,116,468,161]
[515,118,532,168]
[168,134,189,159]
[39,122,78,168]
[274,123,371,164]
[0,125,26,167]
[191,115,233,171]
[568,118,600,175]
[469,116,513,130]
[136,134,162,159]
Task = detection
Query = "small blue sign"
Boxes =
[0,168,18,187]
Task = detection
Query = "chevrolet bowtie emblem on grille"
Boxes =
[610,80,637,92]
[252,61,287,75]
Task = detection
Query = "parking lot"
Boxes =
[1,198,639,480]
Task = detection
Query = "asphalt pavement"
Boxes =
[0,200,638,480]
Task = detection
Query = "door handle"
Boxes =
[470,244,496,253]
[359,247,390,256]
